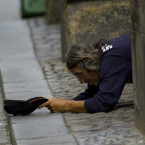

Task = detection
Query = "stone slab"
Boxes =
[10,113,69,139]
[11,113,63,124]
[0,1,73,145]
[0,129,9,140]
[2,67,44,83]
[0,49,33,60]
[16,135,77,145]
[5,91,52,100]
[0,21,31,37]
[0,22,33,52]
[3,80,50,94]
[0,88,11,144]
[0,57,40,70]
[0,21,39,72]
[0,0,20,22]
[0,37,33,52]
[0,47,34,60]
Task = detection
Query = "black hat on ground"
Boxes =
[3,97,48,116]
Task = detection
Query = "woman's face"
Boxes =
[70,66,99,86]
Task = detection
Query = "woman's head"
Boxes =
[66,40,106,86]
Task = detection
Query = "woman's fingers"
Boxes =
[38,100,49,109]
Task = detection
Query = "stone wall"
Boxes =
[45,0,60,24]
[130,0,145,136]
[60,0,132,60]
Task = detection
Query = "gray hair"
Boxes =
[65,40,106,72]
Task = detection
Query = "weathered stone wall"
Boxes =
[45,0,60,24]
[60,0,132,60]
[130,0,145,136]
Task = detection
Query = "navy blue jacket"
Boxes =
[74,35,132,113]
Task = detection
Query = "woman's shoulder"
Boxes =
[101,34,131,59]
[109,34,131,49]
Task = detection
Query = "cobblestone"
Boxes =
[0,89,12,145]
[28,17,145,145]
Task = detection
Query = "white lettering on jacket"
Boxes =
[101,44,113,52]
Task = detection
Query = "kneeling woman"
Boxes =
[39,34,132,114]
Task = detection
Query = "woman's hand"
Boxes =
[38,97,87,113]
[38,97,67,113]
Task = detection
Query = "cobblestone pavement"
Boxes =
[0,88,12,145]
[28,17,145,145]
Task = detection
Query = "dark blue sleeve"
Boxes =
[84,56,131,113]
[73,85,99,101]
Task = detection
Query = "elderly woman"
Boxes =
[39,34,132,113]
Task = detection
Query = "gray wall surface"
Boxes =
[130,0,145,135]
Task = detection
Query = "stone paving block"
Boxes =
[0,0,20,21]
[31,107,51,115]
[2,68,44,83]
[0,57,41,70]
[0,92,11,145]
[0,38,33,54]
[3,69,39,83]
[74,128,145,145]
[0,21,31,37]
[10,113,69,139]
[0,47,34,59]
[0,22,34,53]
[0,138,10,144]
[0,46,33,59]
[16,135,77,145]
[0,103,3,114]
[10,113,62,124]
[0,128,10,143]
[0,49,33,60]
[5,91,52,100]
[3,80,50,94]
[0,21,28,35]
